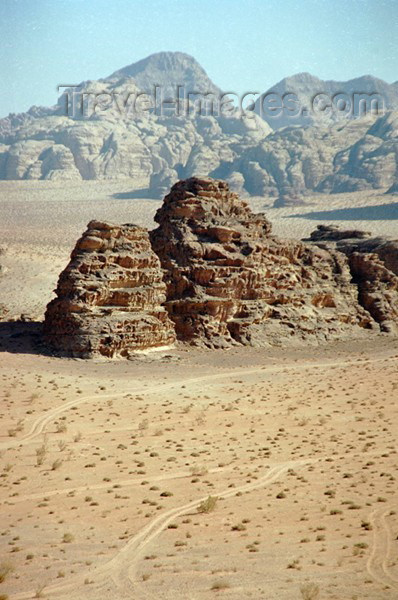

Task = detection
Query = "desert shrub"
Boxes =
[211,580,230,590]
[300,582,320,600]
[36,444,47,466]
[198,496,218,514]
[0,562,14,583]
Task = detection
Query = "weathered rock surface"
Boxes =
[1,52,397,199]
[255,72,398,129]
[150,178,373,347]
[44,179,398,356]
[307,224,372,242]
[305,225,398,334]
[44,221,176,357]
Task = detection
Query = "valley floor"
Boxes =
[0,337,397,599]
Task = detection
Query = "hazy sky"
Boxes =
[0,0,397,117]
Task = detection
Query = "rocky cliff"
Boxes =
[1,52,397,200]
[150,178,373,347]
[44,220,176,357]
[255,73,398,129]
[44,178,398,356]
[306,225,398,334]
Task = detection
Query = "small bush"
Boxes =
[36,445,47,467]
[0,562,14,583]
[300,582,320,600]
[198,496,218,514]
[211,579,230,590]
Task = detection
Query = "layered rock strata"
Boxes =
[150,178,373,347]
[44,221,176,357]
[306,225,398,334]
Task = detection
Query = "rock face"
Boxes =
[1,51,397,199]
[44,179,398,356]
[0,52,270,190]
[307,224,372,242]
[255,72,398,129]
[150,178,373,347]
[109,51,222,101]
[306,225,398,334]
[44,221,176,357]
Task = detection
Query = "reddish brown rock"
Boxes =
[150,177,373,347]
[44,221,176,357]
[349,252,398,333]
[306,225,398,334]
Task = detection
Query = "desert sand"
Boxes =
[0,181,397,600]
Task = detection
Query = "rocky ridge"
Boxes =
[255,72,398,129]
[306,225,398,334]
[44,178,398,356]
[44,221,176,357]
[0,52,397,200]
[150,178,377,347]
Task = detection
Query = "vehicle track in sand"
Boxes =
[10,459,310,600]
[2,466,231,505]
[1,353,395,452]
[366,504,398,592]
[5,351,397,599]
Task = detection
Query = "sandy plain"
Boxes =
[0,180,397,600]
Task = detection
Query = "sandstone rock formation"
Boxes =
[150,178,373,347]
[306,225,398,334]
[1,52,397,199]
[255,72,398,129]
[44,179,398,356]
[307,224,372,242]
[44,221,176,357]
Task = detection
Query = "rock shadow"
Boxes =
[112,189,154,199]
[0,321,49,356]
[285,202,398,221]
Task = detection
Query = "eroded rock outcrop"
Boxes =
[306,225,398,334]
[2,52,397,199]
[44,221,176,357]
[150,178,373,347]
[44,180,398,356]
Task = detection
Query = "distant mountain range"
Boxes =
[256,72,398,129]
[0,51,397,200]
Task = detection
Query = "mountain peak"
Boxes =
[107,51,221,97]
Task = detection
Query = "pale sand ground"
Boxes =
[0,337,397,599]
[0,181,398,600]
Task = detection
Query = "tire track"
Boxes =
[109,460,310,595]
[5,352,397,598]
[366,505,398,591]
[10,459,309,600]
[2,353,394,452]
[2,466,231,505]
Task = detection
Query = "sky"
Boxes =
[0,0,397,117]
